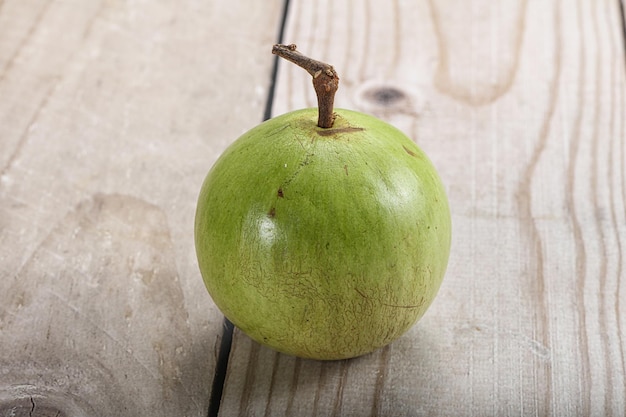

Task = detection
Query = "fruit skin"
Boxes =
[195,108,451,360]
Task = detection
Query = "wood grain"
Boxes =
[0,1,282,415]
[219,0,626,416]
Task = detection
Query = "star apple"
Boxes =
[194,45,451,360]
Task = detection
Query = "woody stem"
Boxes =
[272,44,339,128]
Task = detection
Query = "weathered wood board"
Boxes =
[0,1,283,415]
[219,1,626,416]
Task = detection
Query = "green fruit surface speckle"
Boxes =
[195,108,451,360]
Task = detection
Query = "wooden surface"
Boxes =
[0,0,283,415]
[222,1,626,416]
[1,0,625,416]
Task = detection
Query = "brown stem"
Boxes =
[272,44,339,128]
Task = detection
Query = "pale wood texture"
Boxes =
[220,1,626,416]
[0,1,282,415]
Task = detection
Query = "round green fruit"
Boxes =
[194,107,451,360]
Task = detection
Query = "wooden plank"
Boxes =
[0,1,283,416]
[219,0,626,416]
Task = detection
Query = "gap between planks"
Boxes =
[206,1,292,416]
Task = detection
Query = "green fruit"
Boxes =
[194,107,451,360]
